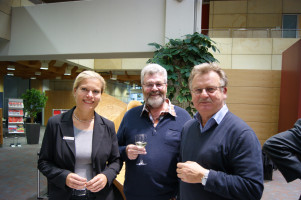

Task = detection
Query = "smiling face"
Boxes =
[191,71,227,122]
[142,73,167,109]
[73,78,102,113]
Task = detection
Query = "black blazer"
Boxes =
[38,107,121,200]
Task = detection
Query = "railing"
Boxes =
[201,29,301,38]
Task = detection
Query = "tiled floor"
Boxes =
[0,127,300,200]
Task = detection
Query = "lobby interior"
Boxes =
[0,0,301,199]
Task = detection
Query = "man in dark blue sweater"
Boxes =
[117,64,191,200]
[177,63,264,200]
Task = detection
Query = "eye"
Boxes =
[206,87,216,93]
[81,87,88,92]
[93,90,100,94]
[196,89,203,94]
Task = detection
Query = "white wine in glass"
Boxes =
[135,134,147,166]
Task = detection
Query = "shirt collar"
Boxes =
[194,104,228,132]
[140,98,177,117]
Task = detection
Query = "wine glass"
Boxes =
[135,134,147,166]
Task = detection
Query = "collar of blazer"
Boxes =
[59,106,109,163]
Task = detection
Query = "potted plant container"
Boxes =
[21,88,48,144]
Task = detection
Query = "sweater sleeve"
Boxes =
[204,129,264,200]
[262,118,301,182]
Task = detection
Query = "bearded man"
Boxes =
[117,64,191,200]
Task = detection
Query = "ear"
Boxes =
[73,88,77,97]
[223,87,227,99]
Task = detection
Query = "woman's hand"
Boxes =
[66,173,87,190]
[86,174,108,192]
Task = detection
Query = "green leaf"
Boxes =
[148,42,162,49]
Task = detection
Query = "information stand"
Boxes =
[8,98,24,147]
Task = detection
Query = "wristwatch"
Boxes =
[201,170,209,186]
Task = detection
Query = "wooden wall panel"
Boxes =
[278,39,301,132]
[224,69,281,146]
[227,87,280,105]
[225,69,281,87]
[227,104,279,123]
[44,91,74,125]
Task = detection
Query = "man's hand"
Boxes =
[176,161,208,183]
[126,144,147,160]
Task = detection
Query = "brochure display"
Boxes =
[8,98,24,147]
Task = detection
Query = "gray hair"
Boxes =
[188,63,228,90]
[141,64,167,85]
[73,70,106,94]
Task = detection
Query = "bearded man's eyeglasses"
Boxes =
[143,83,166,89]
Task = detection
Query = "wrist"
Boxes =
[201,170,209,186]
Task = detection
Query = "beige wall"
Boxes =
[210,38,299,70]
[94,58,148,71]
[210,0,301,30]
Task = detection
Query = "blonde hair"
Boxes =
[73,71,106,94]
[188,63,228,90]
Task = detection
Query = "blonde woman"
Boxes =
[38,71,121,200]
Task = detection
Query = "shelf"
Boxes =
[8,116,24,123]
[8,99,25,147]
[8,131,25,134]
[8,106,24,109]
[8,114,24,117]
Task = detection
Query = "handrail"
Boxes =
[200,28,301,38]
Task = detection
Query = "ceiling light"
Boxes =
[64,68,71,76]
[110,74,117,80]
[30,77,36,79]
[7,66,15,70]
[35,72,41,75]
[7,72,14,76]
[40,61,48,70]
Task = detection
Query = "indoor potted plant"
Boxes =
[148,32,219,115]
[21,88,48,144]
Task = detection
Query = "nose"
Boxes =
[200,89,209,96]
[87,90,93,96]
[151,85,159,90]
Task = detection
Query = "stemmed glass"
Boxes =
[135,134,147,166]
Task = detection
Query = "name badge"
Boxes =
[63,136,74,141]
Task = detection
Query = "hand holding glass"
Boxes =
[135,134,147,166]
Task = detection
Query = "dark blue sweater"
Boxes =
[117,105,191,200]
[180,112,264,200]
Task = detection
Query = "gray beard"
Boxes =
[146,95,164,108]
